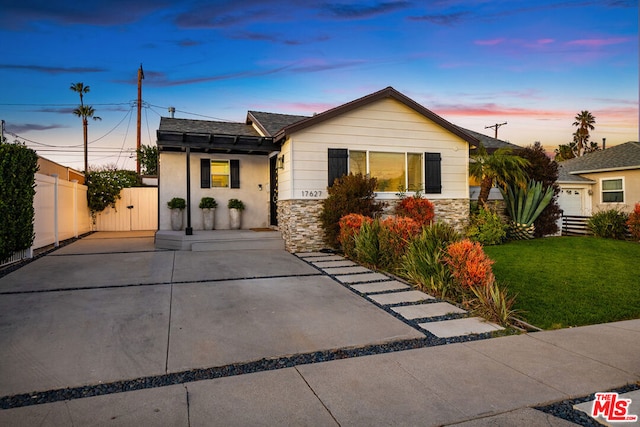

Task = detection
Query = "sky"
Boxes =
[0,0,638,171]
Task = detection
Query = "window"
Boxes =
[602,178,624,203]
[211,160,230,188]
[348,150,424,192]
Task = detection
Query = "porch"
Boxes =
[155,229,284,251]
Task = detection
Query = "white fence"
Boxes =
[32,173,92,250]
[94,187,158,231]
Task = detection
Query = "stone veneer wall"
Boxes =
[278,199,325,253]
[278,197,471,253]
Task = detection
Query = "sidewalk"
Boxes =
[0,232,638,426]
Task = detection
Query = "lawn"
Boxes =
[483,236,640,330]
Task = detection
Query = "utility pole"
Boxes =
[136,64,144,175]
[485,122,507,139]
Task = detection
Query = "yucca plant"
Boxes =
[500,180,554,240]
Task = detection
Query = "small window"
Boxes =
[211,160,230,188]
[602,178,624,203]
[407,153,423,191]
[349,151,366,175]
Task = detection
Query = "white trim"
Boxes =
[570,165,639,174]
[600,176,625,204]
[349,149,425,194]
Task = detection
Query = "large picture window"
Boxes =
[349,150,423,192]
[601,178,623,203]
[211,160,230,188]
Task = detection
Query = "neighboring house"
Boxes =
[557,141,640,216]
[157,86,491,252]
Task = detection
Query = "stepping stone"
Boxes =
[369,290,434,305]
[322,266,371,275]
[311,260,357,268]
[335,272,389,284]
[391,302,466,319]
[419,317,503,338]
[308,255,346,262]
[351,281,411,294]
[297,252,334,258]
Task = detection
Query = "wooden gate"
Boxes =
[95,187,158,231]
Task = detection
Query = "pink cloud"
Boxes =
[433,103,566,118]
[474,38,505,46]
[566,37,631,48]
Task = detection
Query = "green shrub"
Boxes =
[0,142,39,261]
[168,197,186,210]
[466,207,508,245]
[588,209,629,239]
[227,198,245,210]
[320,173,384,249]
[400,223,461,298]
[469,282,520,326]
[86,168,140,213]
[354,220,382,267]
[339,214,373,259]
[199,197,218,209]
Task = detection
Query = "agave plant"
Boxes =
[500,180,554,240]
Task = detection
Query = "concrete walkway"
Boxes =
[0,232,638,426]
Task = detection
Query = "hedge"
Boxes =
[0,142,39,261]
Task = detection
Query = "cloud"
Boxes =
[230,31,330,46]
[177,39,203,47]
[432,103,566,118]
[142,65,292,87]
[6,123,67,133]
[474,38,505,46]
[289,58,368,73]
[566,37,632,48]
[322,1,412,18]
[407,11,470,25]
[0,64,106,74]
[1,0,171,27]
[174,4,271,29]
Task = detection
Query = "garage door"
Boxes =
[558,188,584,216]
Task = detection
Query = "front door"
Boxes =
[270,155,278,226]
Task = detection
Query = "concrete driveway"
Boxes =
[0,232,422,396]
[1,232,639,426]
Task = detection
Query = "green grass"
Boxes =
[483,237,640,330]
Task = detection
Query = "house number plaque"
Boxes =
[299,190,323,198]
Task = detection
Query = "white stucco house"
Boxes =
[156,86,502,252]
[557,141,640,217]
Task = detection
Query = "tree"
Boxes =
[136,144,158,175]
[517,142,562,237]
[70,82,101,174]
[554,142,577,161]
[572,110,596,156]
[469,143,530,208]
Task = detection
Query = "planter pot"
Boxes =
[202,208,216,230]
[170,209,183,231]
[229,208,242,230]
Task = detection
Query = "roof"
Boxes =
[157,117,275,155]
[270,86,479,145]
[458,127,521,153]
[559,141,640,175]
[557,164,596,183]
[246,111,309,137]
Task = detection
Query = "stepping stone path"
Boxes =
[297,252,504,339]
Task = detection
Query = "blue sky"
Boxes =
[0,0,637,171]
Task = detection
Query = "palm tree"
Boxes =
[70,83,100,174]
[470,143,530,208]
[572,110,596,157]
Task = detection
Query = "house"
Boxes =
[557,141,640,216]
[156,86,484,252]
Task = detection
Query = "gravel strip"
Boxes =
[0,334,498,410]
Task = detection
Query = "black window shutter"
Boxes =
[328,149,348,187]
[424,152,442,194]
[230,159,240,188]
[200,159,210,188]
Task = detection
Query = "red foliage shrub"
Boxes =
[627,203,640,241]
[339,214,373,258]
[444,239,495,290]
[395,196,435,227]
[379,216,421,269]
